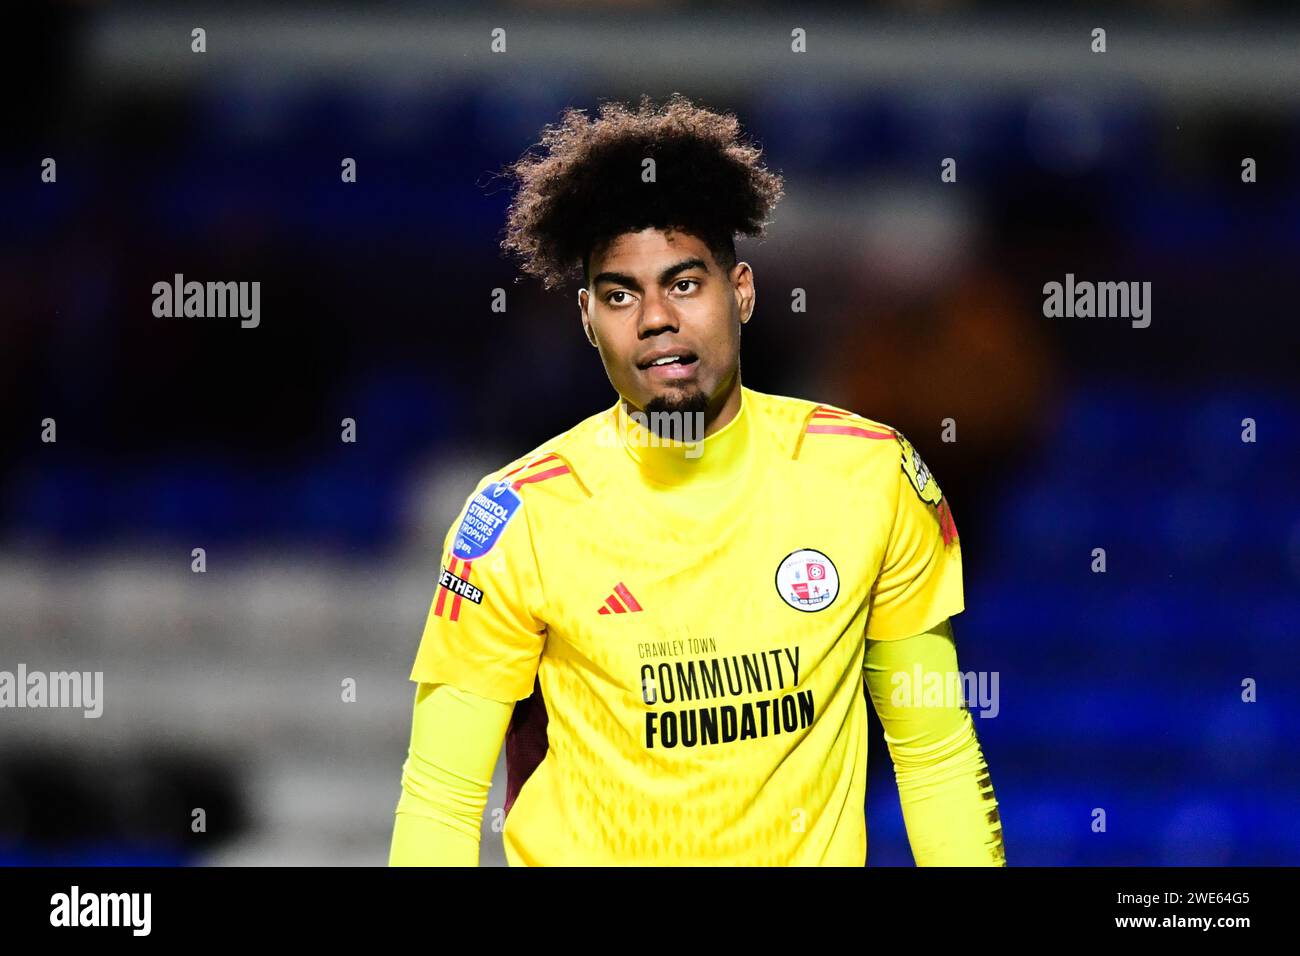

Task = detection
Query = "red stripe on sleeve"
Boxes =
[805,424,895,440]
[502,453,559,479]
[433,557,458,618]
[512,465,571,489]
[449,561,472,622]
[938,499,959,546]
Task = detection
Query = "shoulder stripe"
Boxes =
[805,405,894,439]
[512,464,571,489]
[502,453,560,479]
[792,402,897,459]
[805,423,894,440]
[497,449,590,496]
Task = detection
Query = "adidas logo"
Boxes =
[597,582,644,615]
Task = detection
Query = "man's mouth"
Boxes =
[638,350,699,380]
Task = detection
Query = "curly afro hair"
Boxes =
[500,93,785,290]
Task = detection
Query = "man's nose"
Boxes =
[638,291,679,337]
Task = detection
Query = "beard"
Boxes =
[645,387,708,416]
[643,387,710,440]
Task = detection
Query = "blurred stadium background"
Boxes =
[2,1,1298,865]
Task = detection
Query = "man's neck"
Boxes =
[702,372,742,437]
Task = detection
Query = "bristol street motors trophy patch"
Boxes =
[453,480,523,560]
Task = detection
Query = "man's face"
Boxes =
[577,227,754,420]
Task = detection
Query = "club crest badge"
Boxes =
[896,431,943,506]
[775,549,839,612]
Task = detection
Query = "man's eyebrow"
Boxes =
[657,257,709,285]
[591,257,711,293]
[592,270,641,291]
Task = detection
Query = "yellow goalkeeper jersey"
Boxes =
[409,385,963,865]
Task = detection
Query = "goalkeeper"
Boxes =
[390,94,1005,866]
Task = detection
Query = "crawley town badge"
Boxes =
[896,431,943,506]
[774,549,839,612]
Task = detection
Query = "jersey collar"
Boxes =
[613,386,754,488]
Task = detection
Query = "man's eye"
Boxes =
[606,290,632,305]
[672,279,700,293]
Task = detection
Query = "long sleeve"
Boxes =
[863,620,1006,866]
[389,681,516,866]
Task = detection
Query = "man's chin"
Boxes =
[644,387,709,417]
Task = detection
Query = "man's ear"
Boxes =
[578,287,598,347]
[732,261,756,324]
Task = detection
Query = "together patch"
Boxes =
[439,565,484,604]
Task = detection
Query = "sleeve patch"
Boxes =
[438,564,484,605]
[452,481,523,559]
[896,431,943,506]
